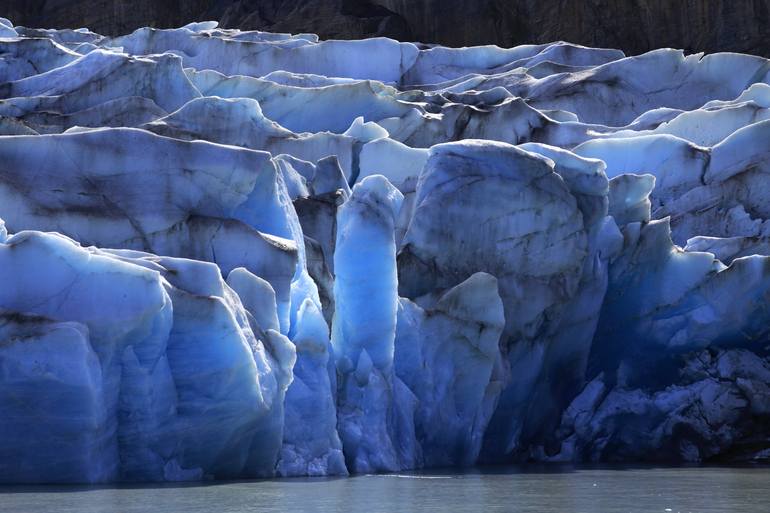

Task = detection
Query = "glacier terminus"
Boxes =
[1,16,770,482]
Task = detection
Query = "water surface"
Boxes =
[2,466,769,513]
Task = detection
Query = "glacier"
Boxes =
[1,18,770,482]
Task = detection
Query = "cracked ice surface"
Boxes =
[1,18,770,482]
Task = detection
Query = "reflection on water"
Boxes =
[1,465,769,513]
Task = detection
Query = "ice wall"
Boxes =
[1,18,770,482]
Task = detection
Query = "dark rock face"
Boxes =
[216,0,412,41]
[376,0,770,56]
[3,0,770,57]
[4,1,210,38]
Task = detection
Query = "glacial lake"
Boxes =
[1,465,769,513]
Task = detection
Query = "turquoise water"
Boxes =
[1,466,769,513]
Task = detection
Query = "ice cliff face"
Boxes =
[1,18,770,482]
